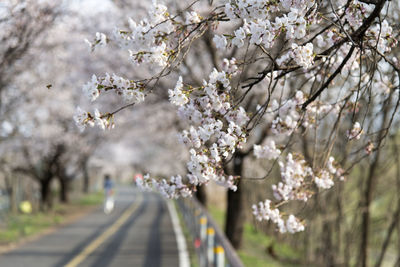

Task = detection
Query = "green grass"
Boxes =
[0,213,60,244]
[239,251,279,267]
[240,223,301,267]
[207,204,301,267]
[207,205,225,229]
[76,191,104,206]
[0,191,103,245]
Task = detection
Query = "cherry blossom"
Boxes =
[73,0,400,235]
[347,122,363,140]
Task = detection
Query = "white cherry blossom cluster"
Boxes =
[87,1,212,69]
[82,74,145,103]
[314,157,338,189]
[224,0,314,22]
[215,175,238,192]
[85,32,107,52]
[112,1,173,67]
[253,153,343,233]
[138,67,248,194]
[244,20,275,48]
[73,107,114,132]
[303,102,341,128]
[75,73,145,130]
[273,153,313,202]
[268,91,305,135]
[224,1,277,21]
[74,0,400,235]
[277,43,314,69]
[315,30,337,49]
[218,9,311,50]
[290,43,314,69]
[222,58,239,75]
[367,20,397,54]
[168,76,188,106]
[215,0,396,77]
[274,154,342,201]
[268,91,341,135]
[314,170,334,189]
[347,121,363,140]
[136,174,192,199]
[73,107,91,132]
[135,174,152,191]
[215,0,317,66]
[185,11,202,24]
[344,2,364,28]
[213,35,228,50]
[252,199,305,233]
[254,140,281,160]
[178,68,249,188]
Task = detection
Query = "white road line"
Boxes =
[167,200,190,267]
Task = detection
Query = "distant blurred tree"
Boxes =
[0,0,117,209]
[0,0,58,94]
[0,0,59,211]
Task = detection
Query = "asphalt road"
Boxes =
[0,187,180,267]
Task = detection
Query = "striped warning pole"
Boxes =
[207,227,215,265]
[214,246,225,267]
[199,216,207,267]
[200,216,207,242]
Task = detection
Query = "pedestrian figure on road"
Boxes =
[103,174,114,214]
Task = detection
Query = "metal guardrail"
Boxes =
[177,197,244,267]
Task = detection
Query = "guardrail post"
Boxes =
[200,216,207,242]
[199,216,207,267]
[207,227,215,265]
[214,246,225,267]
[177,198,244,267]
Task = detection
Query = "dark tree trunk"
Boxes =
[83,159,90,194]
[195,185,207,206]
[359,157,379,267]
[7,186,17,214]
[225,152,245,249]
[59,178,69,203]
[335,183,344,264]
[40,178,52,211]
[322,222,334,266]
[5,175,17,214]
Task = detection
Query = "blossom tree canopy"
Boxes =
[74,0,400,233]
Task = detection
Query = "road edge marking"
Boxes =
[64,193,143,267]
[167,200,190,267]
